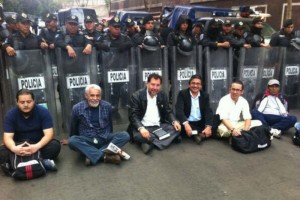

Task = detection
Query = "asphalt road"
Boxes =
[0,111,299,200]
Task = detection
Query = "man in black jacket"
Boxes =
[270,19,295,48]
[128,74,181,154]
[175,75,213,144]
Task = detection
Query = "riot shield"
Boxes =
[56,47,98,132]
[204,47,233,112]
[136,47,169,93]
[0,53,5,132]
[98,47,136,126]
[4,49,58,134]
[169,46,202,109]
[259,47,282,93]
[280,47,300,109]
[237,48,264,105]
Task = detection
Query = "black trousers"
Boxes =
[0,139,61,164]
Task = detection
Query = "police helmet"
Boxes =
[177,38,193,56]
[142,35,160,51]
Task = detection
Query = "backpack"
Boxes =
[10,151,46,180]
[231,125,272,153]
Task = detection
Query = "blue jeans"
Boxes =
[251,109,297,131]
[68,131,130,165]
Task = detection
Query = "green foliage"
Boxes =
[2,0,63,17]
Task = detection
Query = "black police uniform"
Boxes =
[167,15,196,47]
[270,28,295,47]
[55,30,92,49]
[2,31,43,50]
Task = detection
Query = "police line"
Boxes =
[0,46,299,133]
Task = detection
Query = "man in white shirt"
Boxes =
[128,74,181,154]
[251,79,297,138]
[216,80,261,138]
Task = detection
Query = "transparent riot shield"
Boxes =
[237,48,264,106]
[204,47,233,112]
[56,47,98,132]
[280,47,300,109]
[0,53,5,132]
[4,49,58,133]
[260,47,282,93]
[136,47,169,93]
[98,47,136,126]
[169,46,202,109]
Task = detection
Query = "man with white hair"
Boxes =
[251,79,297,138]
[68,84,130,166]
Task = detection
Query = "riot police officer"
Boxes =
[2,12,48,57]
[220,20,234,43]
[167,15,196,51]
[270,19,295,48]
[39,13,60,50]
[245,17,270,48]
[124,17,139,39]
[96,17,133,112]
[55,15,92,58]
[132,14,164,49]
[1,15,18,42]
[82,15,102,46]
[202,19,230,49]
[192,22,204,45]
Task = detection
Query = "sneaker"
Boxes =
[141,143,153,154]
[85,157,91,166]
[104,153,121,165]
[270,128,282,139]
[42,159,57,171]
[194,134,203,144]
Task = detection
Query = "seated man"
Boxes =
[0,89,61,172]
[68,84,130,166]
[216,81,262,139]
[128,74,181,154]
[175,75,213,144]
[251,79,297,138]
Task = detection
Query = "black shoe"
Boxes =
[141,143,153,154]
[174,135,182,144]
[194,134,203,144]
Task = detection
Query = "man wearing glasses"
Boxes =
[251,79,297,138]
[216,80,262,138]
[55,15,92,58]
[175,75,213,144]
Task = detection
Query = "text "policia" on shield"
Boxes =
[107,71,129,83]
[18,77,45,90]
[66,75,90,89]
[210,69,227,80]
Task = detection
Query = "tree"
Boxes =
[104,0,111,15]
[286,0,292,19]
[2,0,62,16]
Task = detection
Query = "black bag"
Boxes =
[10,151,46,180]
[231,125,272,153]
[292,131,300,146]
